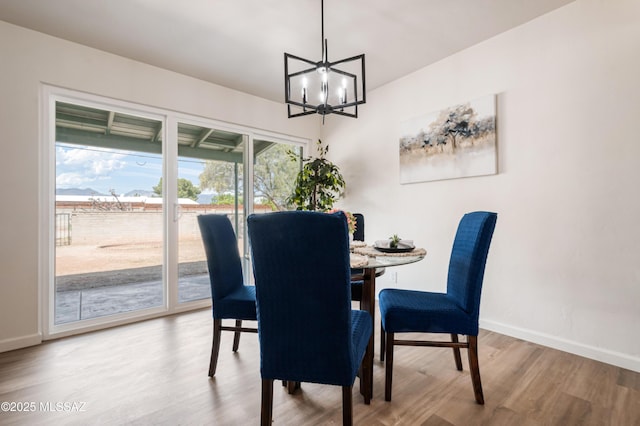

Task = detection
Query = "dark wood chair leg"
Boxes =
[209,319,222,377]
[232,319,242,352]
[384,332,394,401]
[342,385,353,426]
[286,380,301,394]
[361,334,372,405]
[380,323,386,362]
[261,378,274,426]
[467,335,485,404]
[451,333,463,371]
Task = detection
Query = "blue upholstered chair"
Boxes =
[379,211,497,404]
[353,212,365,242]
[247,211,373,426]
[197,214,257,377]
[350,213,365,302]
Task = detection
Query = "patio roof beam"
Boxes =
[57,127,242,163]
[106,111,115,135]
[191,128,214,148]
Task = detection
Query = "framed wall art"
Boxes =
[399,94,497,184]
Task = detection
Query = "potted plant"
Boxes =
[287,140,345,211]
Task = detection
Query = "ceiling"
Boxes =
[0,0,574,103]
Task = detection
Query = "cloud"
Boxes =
[56,146,127,187]
[57,146,126,170]
[178,166,203,179]
[56,172,95,187]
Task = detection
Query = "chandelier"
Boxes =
[284,0,366,122]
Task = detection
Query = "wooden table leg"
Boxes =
[358,267,376,402]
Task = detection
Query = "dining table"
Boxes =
[349,243,427,403]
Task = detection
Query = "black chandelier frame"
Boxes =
[284,0,366,120]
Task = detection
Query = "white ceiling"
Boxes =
[0,0,575,103]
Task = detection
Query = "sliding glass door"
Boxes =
[176,123,246,303]
[55,102,165,324]
[176,130,305,296]
[45,88,308,336]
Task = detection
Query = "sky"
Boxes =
[55,143,207,196]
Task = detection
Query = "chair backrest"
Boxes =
[247,211,356,386]
[197,214,244,305]
[353,213,365,241]
[446,211,497,319]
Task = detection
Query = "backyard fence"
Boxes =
[56,213,71,246]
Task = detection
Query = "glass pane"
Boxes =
[55,102,164,324]
[177,123,245,303]
[253,140,302,213]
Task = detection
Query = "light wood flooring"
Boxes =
[1,308,638,425]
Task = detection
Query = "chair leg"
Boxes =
[209,319,222,377]
[261,378,274,426]
[467,335,485,405]
[380,323,386,362]
[342,386,353,426]
[361,335,372,405]
[232,319,242,352]
[451,333,463,371]
[286,380,301,394]
[384,332,394,401]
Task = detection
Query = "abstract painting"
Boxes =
[399,95,497,184]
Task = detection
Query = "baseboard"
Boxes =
[480,319,640,373]
[0,333,42,353]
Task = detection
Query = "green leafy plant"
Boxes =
[389,234,401,249]
[153,177,201,201]
[212,193,243,205]
[287,140,345,211]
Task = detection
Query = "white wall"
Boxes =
[324,0,640,371]
[0,21,319,352]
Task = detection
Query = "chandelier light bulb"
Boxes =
[319,88,328,103]
[301,77,308,103]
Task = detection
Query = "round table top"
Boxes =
[350,245,426,269]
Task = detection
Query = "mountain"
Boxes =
[124,189,156,197]
[56,188,106,196]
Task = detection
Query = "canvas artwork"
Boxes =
[399,95,497,184]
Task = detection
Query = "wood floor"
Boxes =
[1,308,638,425]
